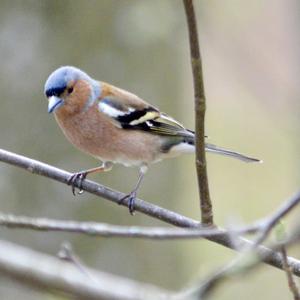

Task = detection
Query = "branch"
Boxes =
[187,199,300,299]
[0,212,255,240]
[252,190,300,247]
[234,191,300,259]
[281,246,300,300]
[183,0,212,224]
[0,239,174,300]
[0,149,198,228]
[1,148,300,278]
[58,242,97,282]
[187,237,298,298]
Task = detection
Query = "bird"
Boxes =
[44,66,261,214]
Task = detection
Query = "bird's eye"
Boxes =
[67,87,74,94]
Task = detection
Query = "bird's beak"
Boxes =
[48,96,64,113]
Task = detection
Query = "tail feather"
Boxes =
[205,143,262,163]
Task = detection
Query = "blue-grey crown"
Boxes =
[44,66,92,97]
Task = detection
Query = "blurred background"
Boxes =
[0,0,299,299]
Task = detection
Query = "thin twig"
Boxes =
[183,0,212,224]
[0,239,174,300]
[281,246,300,300]
[0,212,256,239]
[58,242,97,282]
[183,192,300,298]
[1,148,300,277]
[252,190,300,247]
[192,251,260,299]
[195,223,300,299]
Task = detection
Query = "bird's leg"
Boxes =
[68,162,113,195]
[119,165,148,215]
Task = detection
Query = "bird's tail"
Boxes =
[205,143,262,163]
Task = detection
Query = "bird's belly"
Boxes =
[55,112,162,166]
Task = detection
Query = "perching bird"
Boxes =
[44,66,261,214]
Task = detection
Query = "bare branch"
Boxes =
[58,242,97,282]
[183,0,212,224]
[252,190,300,247]
[187,206,300,299]
[281,246,300,300]
[1,148,300,278]
[0,212,256,239]
[0,148,198,228]
[204,234,300,299]
[0,239,174,300]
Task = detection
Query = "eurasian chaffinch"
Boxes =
[44,66,261,214]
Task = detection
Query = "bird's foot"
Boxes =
[67,171,88,195]
[118,191,137,215]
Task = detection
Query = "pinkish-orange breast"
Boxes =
[54,102,162,166]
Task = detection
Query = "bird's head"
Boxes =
[44,66,101,115]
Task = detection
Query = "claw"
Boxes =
[118,192,137,215]
[67,172,87,195]
[117,165,148,215]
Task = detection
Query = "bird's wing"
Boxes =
[97,84,193,138]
